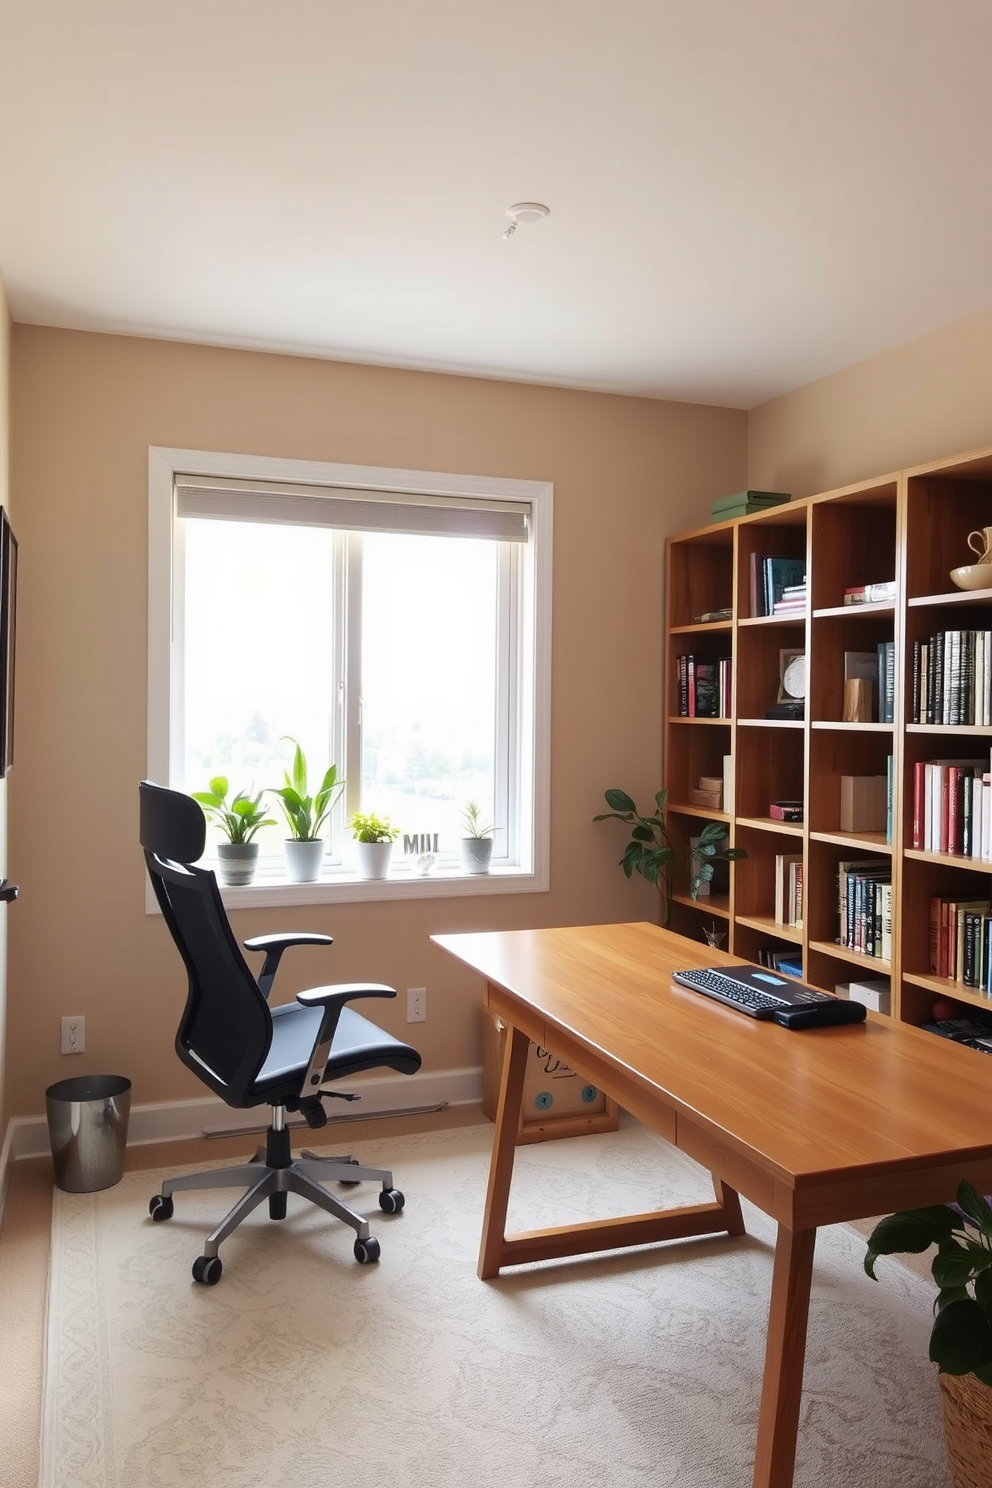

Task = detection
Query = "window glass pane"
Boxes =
[359,533,498,854]
[183,519,338,855]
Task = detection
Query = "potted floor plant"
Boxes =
[191,777,275,887]
[864,1184,992,1488]
[268,738,344,883]
[594,787,746,929]
[460,800,495,875]
[349,811,399,880]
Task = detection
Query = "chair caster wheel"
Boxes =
[192,1254,223,1285]
[354,1236,381,1265]
[149,1193,174,1222]
[378,1187,405,1214]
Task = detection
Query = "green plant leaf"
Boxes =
[930,1298,992,1375]
[605,788,636,813]
[957,1182,992,1236]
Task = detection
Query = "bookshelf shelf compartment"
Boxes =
[736,816,804,836]
[734,913,803,945]
[806,940,892,975]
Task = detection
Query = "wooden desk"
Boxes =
[433,921,992,1488]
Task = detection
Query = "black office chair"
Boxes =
[139,781,422,1285]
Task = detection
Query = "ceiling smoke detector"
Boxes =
[502,201,550,239]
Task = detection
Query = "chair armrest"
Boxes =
[296,984,396,1102]
[243,932,335,999]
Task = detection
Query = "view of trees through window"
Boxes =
[183,519,498,864]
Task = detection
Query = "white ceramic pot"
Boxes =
[460,837,493,875]
[216,842,260,887]
[283,838,325,883]
[355,840,392,880]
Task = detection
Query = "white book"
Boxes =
[985,632,992,726]
[983,776,992,863]
[880,883,892,963]
[975,630,984,725]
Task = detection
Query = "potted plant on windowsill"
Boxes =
[349,811,400,880]
[593,787,746,930]
[191,778,275,887]
[864,1184,992,1488]
[268,738,345,884]
[460,800,495,875]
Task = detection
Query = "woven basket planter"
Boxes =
[939,1371,992,1488]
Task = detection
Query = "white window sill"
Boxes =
[146,860,548,913]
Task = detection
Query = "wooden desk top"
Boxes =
[433,921,992,1226]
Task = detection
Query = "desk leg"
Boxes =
[478,1021,529,1280]
[752,1224,816,1488]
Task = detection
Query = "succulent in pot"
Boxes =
[460,800,495,875]
[349,811,400,881]
[268,737,345,883]
[191,777,275,887]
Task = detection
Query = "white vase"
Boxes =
[460,837,493,875]
[355,841,392,880]
[216,842,260,887]
[283,839,325,883]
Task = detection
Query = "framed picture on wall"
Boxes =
[0,508,18,776]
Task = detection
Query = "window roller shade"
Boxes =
[175,475,529,542]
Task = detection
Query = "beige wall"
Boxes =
[748,306,992,497]
[6,326,746,1119]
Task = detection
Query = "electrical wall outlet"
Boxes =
[60,1015,85,1055]
[406,987,427,1023]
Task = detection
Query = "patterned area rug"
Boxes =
[41,1116,951,1488]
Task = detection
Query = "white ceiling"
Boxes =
[2,0,992,408]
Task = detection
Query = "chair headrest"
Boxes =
[139,781,206,864]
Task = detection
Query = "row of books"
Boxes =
[911,755,992,856]
[674,655,731,717]
[755,947,803,977]
[910,630,992,726]
[773,853,803,928]
[749,554,806,618]
[928,896,992,987]
[837,859,892,961]
[773,581,807,615]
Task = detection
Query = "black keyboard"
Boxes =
[671,966,867,1029]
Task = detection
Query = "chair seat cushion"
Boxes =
[250,1001,421,1101]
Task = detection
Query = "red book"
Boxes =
[913,760,925,850]
[948,767,959,855]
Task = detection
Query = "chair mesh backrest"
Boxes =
[140,782,271,1105]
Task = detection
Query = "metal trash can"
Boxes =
[45,1074,131,1192]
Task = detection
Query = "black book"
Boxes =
[694,661,719,718]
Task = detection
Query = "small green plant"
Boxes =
[461,800,495,839]
[594,787,746,929]
[191,778,276,844]
[865,1182,992,1386]
[268,738,345,842]
[349,811,400,844]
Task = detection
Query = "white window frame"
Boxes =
[147,446,552,908]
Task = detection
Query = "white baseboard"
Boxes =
[1,1067,484,1178]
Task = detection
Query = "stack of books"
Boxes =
[749,554,806,616]
[911,754,992,855]
[774,853,803,927]
[710,490,790,522]
[837,858,892,960]
[674,654,732,717]
[756,947,803,977]
[928,896,992,987]
[843,580,897,606]
[910,628,992,725]
[773,581,807,615]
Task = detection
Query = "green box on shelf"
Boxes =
[710,490,791,522]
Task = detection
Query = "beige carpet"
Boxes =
[41,1115,951,1488]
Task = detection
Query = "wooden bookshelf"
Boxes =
[664,444,992,1037]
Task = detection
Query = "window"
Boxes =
[148,448,552,904]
